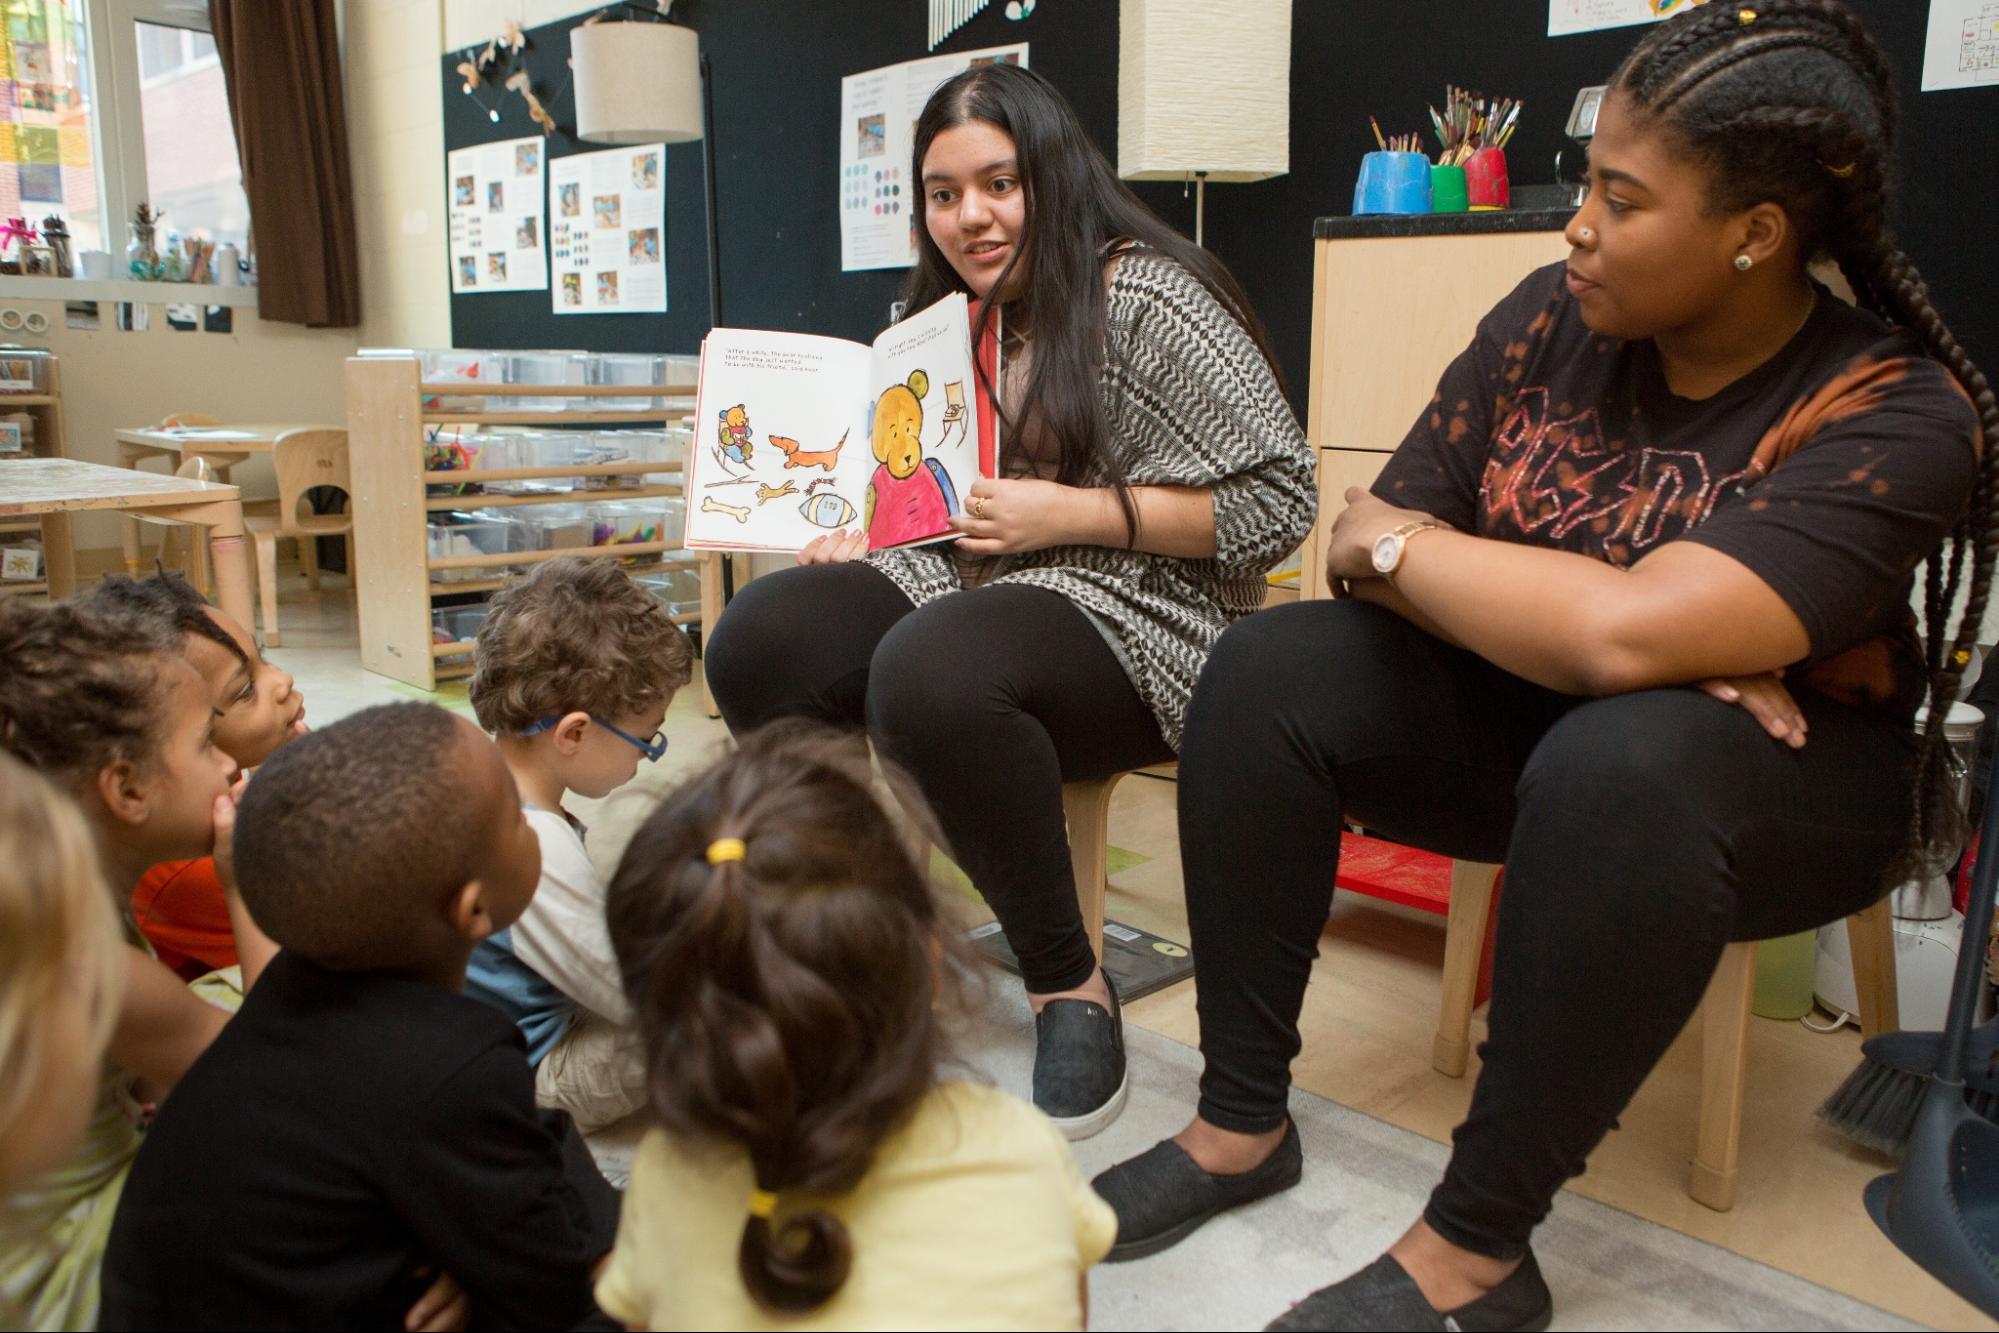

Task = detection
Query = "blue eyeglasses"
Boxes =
[519,715,668,762]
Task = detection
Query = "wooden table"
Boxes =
[114,423,333,577]
[0,458,255,629]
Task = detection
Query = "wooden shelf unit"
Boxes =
[0,359,71,596]
[345,355,720,693]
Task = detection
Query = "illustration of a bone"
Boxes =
[774,428,847,472]
[702,495,751,524]
[755,481,799,505]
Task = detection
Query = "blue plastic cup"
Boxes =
[1352,150,1432,216]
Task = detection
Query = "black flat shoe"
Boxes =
[1264,1251,1554,1333]
[1032,973,1128,1139]
[1091,1118,1303,1261]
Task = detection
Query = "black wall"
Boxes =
[443,2,1998,415]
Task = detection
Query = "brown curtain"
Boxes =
[209,0,360,328]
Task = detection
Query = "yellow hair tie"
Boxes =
[707,837,747,865]
[749,1188,778,1219]
[1737,7,1757,24]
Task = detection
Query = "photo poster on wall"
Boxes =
[839,42,1028,272]
[1547,0,1717,38]
[447,135,549,294]
[550,143,668,314]
[1923,0,1999,91]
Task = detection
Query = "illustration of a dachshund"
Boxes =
[772,428,847,472]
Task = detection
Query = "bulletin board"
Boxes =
[442,2,1999,408]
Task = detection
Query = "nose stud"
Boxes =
[1577,227,1594,242]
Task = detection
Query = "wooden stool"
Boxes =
[1436,868,1900,1211]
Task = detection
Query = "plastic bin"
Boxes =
[592,497,670,547]
[430,602,493,644]
[489,349,585,412]
[0,349,51,394]
[422,428,497,495]
[359,347,495,410]
[635,564,702,618]
[478,432,594,493]
[428,512,515,581]
[583,353,667,411]
[507,502,595,552]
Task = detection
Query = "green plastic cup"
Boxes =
[1430,164,1469,214]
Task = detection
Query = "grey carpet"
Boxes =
[590,985,1921,1331]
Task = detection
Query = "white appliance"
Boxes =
[1816,910,1962,1032]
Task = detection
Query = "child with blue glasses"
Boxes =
[466,556,694,1132]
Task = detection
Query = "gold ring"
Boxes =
[971,496,987,519]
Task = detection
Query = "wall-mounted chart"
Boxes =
[549,144,666,315]
[447,135,547,294]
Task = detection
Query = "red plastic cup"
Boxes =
[1465,146,1510,210]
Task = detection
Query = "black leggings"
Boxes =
[1182,599,1914,1259]
[704,562,1176,992]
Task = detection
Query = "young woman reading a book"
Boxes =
[1090,5,1997,1328]
[705,62,1314,1140]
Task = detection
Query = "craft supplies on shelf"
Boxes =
[0,353,71,599]
[346,351,722,694]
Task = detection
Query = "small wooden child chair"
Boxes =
[242,428,354,647]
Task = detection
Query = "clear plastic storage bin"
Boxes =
[583,353,666,411]
[430,603,494,644]
[507,502,595,552]
[0,349,51,394]
[422,427,497,495]
[428,512,515,581]
[488,349,585,412]
[635,563,702,618]
[592,497,672,548]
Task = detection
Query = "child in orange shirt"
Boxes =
[85,574,306,979]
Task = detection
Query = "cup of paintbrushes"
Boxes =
[1465,146,1510,210]
[1352,151,1432,216]
[1429,163,1469,213]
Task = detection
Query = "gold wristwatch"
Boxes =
[1370,520,1446,579]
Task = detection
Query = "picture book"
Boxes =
[684,292,999,553]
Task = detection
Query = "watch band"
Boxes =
[1380,520,1445,579]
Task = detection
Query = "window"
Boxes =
[0,0,251,272]
[131,19,246,250]
[0,1,104,251]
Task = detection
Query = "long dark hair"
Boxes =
[1612,0,1999,873]
[604,722,968,1314]
[901,61,1283,543]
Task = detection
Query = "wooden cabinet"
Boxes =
[1299,222,1571,598]
[0,354,71,598]
[344,356,716,692]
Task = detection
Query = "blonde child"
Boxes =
[466,556,694,1132]
[85,571,305,979]
[597,723,1116,1329]
[0,754,126,1200]
[0,598,237,1329]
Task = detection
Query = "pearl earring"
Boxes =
[1734,254,1754,271]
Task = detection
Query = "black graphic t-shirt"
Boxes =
[1374,262,1981,718]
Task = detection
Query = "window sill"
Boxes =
[0,275,262,308]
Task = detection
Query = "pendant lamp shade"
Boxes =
[1117,0,1291,183]
[572,21,703,144]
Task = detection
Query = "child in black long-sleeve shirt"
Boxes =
[100,702,619,1331]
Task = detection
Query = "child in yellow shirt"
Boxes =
[598,724,1117,1330]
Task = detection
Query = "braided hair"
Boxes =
[1613,0,1999,873]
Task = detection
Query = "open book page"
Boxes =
[861,292,994,551]
[683,293,998,553]
[684,332,874,552]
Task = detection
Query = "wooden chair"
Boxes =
[243,428,353,647]
[1435,863,1900,1211]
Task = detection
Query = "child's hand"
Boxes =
[211,771,249,894]
[404,1268,469,1332]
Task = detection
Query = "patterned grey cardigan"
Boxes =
[865,252,1316,749]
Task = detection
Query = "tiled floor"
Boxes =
[261,574,1984,1330]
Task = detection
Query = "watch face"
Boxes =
[1372,532,1400,574]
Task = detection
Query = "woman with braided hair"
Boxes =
[1093,3,1996,1328]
